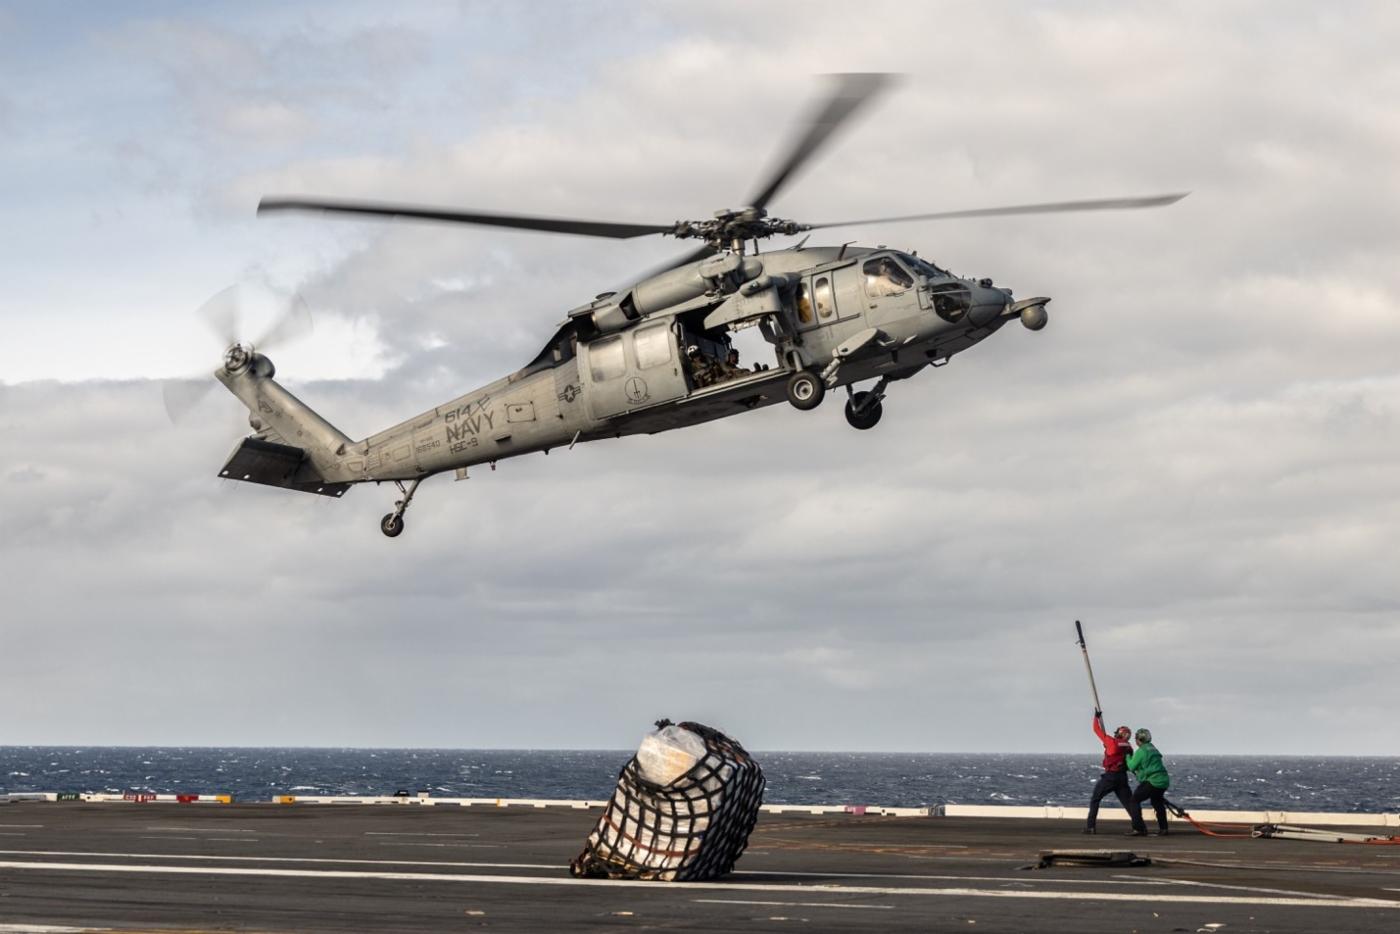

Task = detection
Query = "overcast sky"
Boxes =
[2,1,1398,757]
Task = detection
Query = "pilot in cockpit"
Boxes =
[864,257,914,298]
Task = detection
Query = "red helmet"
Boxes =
[1114,726,1131,740]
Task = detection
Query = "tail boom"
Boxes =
[215,352,357,496]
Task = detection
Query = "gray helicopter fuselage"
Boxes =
[215,244,1032,492]
[218,74,1180,535]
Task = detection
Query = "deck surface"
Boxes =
[1,803,1398,932]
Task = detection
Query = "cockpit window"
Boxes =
[863,257,914,298]
[929,282,972,323]
[899,253,949,279]
[815,276,835,318]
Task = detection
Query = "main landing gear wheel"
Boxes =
[786,371,825,410]
[380,477,422,538]
[845,391,883,430]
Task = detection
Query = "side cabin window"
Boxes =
[795,282,813,324]
[633,324,672,370]
[589,335,626,381]
[863,257,913,298]
[815,276,834,318]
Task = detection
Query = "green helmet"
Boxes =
[1135,728,1152,744]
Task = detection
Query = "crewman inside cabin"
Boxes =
[686,345,716,387]
[722,348,747,379]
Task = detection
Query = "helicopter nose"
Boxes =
[966,283,1013,327]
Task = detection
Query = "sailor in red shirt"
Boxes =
[1085,711,1133,833]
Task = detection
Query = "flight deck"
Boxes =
[1,801,1398,932]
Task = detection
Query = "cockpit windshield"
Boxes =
[897,252,949,279]
[862,256,914,297]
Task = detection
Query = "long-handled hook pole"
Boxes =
[1075,619,1103,714]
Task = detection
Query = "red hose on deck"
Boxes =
[1166,799,1400,844]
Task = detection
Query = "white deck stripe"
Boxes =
[0,859,1396,909]
[1116,873,1352,901]
[693,899,893,910]
[10,796,1399,827]
[378,842,502,849]
[0,848,550,869]
[745,869,1163,887]
[0,849,1167,885]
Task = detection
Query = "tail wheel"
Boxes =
[380,513,405,538]
[786,371,825,410]
[845,392,883,430]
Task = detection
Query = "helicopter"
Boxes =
[186,74,1185,538]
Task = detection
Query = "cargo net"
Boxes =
[570,720,766,882]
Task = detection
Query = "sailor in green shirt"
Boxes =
[1125,728,1171,836]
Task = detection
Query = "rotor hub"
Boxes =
[223,343,252,372]
[670,209,810,248]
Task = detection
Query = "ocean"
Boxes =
[3,748,1398,812]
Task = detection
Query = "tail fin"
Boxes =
[215,352,354,497]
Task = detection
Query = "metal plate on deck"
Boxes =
[1031,849,1151,869]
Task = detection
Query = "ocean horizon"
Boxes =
[5,747,1398,813]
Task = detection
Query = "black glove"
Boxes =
[1094,709,1103,720]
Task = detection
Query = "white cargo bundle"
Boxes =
[635,723,707,785]
[570,720,766,882]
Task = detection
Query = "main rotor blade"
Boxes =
[806,192,1190,229]
[747,73,894,211]
[259,197,675,239]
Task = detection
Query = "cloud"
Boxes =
[219,101,314,142]
[104,16,433,149]
[3,2,1400,754]
[3,339,1398,752]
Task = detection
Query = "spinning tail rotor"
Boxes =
[162,285,312,423]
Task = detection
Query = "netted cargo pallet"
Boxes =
[570,720,766,881]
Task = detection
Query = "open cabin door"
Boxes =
[581,320,689,420]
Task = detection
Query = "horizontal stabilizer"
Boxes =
[218,437,350,498]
